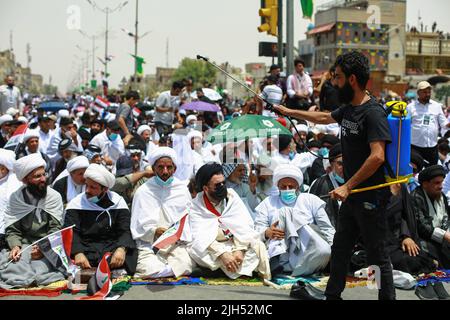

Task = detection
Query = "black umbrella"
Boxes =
[427,75,450,86]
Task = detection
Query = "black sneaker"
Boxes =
[290,280,326,300]
[432,282,450,300]
[415,283,439,300]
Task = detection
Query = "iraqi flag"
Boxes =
[93,96,110,114]
[37,225,78,277]
[152,213,190,253]
[132,107,141,118]
[77,252,117,300]
[3,123,28,151]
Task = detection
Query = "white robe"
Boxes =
[130,176,194,277]
[254,193,335,276]
[0,173,23,234]
[188,189,271,279]
[90,130,125,165]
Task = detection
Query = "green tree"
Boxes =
[435,85,450,104]
[172,58,217,88]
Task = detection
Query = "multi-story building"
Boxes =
[307,0,407,77]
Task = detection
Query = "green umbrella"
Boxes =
[207,114,292,144]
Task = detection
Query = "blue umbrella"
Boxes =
[37,101,68,112]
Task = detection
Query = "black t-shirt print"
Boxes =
[331,98,392,195]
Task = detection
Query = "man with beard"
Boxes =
[275,51,395,300]
[112,143,154,207]
[0,153,66,289]
[0,75,22,115]
[131,147,195,278]
[407,81,450,166]
[88,118,103,140]
[64,164,137,275]
[137,124,159,156]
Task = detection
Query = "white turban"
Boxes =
[18,116,28,124]
[137,125,151,136]
[67,156,90,173]
[273,164,303,188]
[292,124,309,134]
[0,115,13,126]
[23,130,40,143]
[6,107,19,116]
[84,164,115,188]
[186,115,198,125]
[0,149,16,172]
[14,153,47,181]
[58,109,70,119]
[187,130,203,142]
[148,147,177,166]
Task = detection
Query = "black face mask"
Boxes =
[335,80,355,105]
[7,84,13,89]
[211,183,227,202]
[27,183,47,199]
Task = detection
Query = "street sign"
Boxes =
[259,41,286,58]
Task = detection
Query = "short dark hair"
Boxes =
[294,58,305,67]
[334,51,370,90]
[266,75,278,84]
[172,81,184,90]
[125,90,140,101]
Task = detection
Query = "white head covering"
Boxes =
[84,164,115,188]
[137,125,151,136]
[0,114,13,126]
[148,147,177,166]
[187,130,203,142]
[67,156,90,173]
[23,130,40,143]
[292,124,309,134]
[273,164,303,188]
[186,115,198,125]
[14,153,46,181]
[18,116,28,124]
[6,107,19,117]
[0,149,17,172]
[58,109,70,119]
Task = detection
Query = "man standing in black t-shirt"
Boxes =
[275,51,395,300]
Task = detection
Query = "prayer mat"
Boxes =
[416,269,450,287]
[130,276,206,286]
[0,280,68,297]
[203,277,265,286]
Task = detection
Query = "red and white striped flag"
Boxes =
[78,252,114,300]
[92,96,110,114]
[3,123,29,151]
[152,213,190,253]
[132,107,141,118]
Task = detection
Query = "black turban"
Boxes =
[418,165,446,185]
[411,150,425,173]
[320,134,340,147]
[195,162,223,192]
[329,143,342,160]
[59,117,73,127]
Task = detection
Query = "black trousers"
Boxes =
[325,191,396,300]
[154,121,173,137]
[412,145,439,167]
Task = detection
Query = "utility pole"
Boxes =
[286,0,294,76]
[277,0,283,71]
[134,0,139,89]
[166,38,169,68]
[79,30,102,89]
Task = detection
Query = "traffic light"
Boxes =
[258,0,278,37]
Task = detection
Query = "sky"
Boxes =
[1,0,449,92]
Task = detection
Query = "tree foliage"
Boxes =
[172,58,217,88]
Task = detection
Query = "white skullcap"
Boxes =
[273,164,303,188]
[6,107,19,116]
[292,124,309,134]
[58,109,70,118]
[187,130,203,142]
[66,156,90,173]
[0,115,13,126]
[148,147,177,166]
[23,130,40,143]
[14,153,46,181]
[186,115,198,124]
[137,125,151,136]
[18,116,28,124]
[0,149,16,172]
[84,164,115,188]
